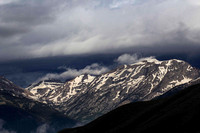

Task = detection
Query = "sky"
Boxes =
[0,0,200,87]
[0,0,200,61]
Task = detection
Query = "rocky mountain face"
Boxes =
[26,59,200,122]
[0,76,76,133]
[0,76,27,96]
[26,80,64,104]
[59,83,200,133]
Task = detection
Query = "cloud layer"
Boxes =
[38,54,156,81]
[0,0,200,61]
[39,63,110,81]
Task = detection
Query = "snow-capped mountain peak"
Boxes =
[26,59,200,122]
[26,80,64,101]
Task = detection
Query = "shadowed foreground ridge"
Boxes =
[59,83,200,133]
[0,76,76,133]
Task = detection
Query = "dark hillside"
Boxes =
[59,83,200,133]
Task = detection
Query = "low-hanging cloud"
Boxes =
[38,63,110,81]
[0,0,200,61]
[116,54,155,64]
[35,124,49,133]
[37,54,155,82]
[0,119,16,133]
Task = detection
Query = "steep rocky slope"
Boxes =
[59,83,200,133]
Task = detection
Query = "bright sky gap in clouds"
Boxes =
[0,0,200,61]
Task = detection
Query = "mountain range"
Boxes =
[0,58,200,132]
[26,58,200,122]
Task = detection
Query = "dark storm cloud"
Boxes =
[0,0,65,38]
[0,0,69,60]
[0,0,200,61]
[0,24,28,37]
[0,0,66,23]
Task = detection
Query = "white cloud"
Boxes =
[0,0,18,5]
[39,63,109,81]
[37,54,156,82]
[35,124,49,133]
[116,54,155,64]
[186,0,200,6]
[116,54,139,64]
[109,0,136,9]
[29,0,200,58]
[0,119,16,133]
[1,0,200,60]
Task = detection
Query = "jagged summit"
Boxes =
[26,80,64,101]
[26,59,200,122]
[132,58,185,66]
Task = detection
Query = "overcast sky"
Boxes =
[0,0,200,61]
